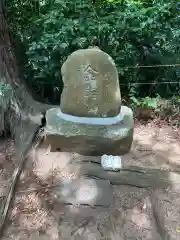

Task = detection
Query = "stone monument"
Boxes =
[44,47,134,156]
[60,47,121,117]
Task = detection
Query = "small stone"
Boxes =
[101,154,122,171]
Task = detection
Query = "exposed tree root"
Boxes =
[0,125,42,235]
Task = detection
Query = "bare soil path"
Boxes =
[0,120,180,240]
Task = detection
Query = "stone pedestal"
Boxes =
[43,47,134,156]
[44,106,133,156]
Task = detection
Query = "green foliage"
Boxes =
[130,95,161,111]
[7,0,180,103]
[171,96,180,115]
[0,84,13,109]
[0,84,11,91]
[172,96,180,103]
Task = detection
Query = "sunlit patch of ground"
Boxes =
[1,120,180,240]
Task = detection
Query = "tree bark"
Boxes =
[0,3,55,147]
[0,4,55,234]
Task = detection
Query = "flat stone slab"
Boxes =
[53,178,113,207]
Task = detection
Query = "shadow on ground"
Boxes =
[1,122,180,240]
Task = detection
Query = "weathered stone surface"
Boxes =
[60,48,121,117]
[44,106,133,155]
[53,178,113,207]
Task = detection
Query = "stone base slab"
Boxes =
[53,178,113,207]
[44,106,133,155]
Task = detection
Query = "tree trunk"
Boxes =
[0,3,54,150]
[0,3,54,233]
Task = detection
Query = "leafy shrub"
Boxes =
[7,0,180,103]
[130,95,160,110]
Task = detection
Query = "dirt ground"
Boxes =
[1,119,180,240]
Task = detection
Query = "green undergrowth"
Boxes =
[124,95,180,126]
